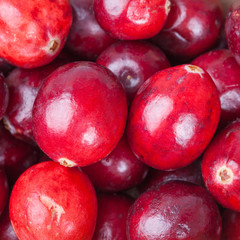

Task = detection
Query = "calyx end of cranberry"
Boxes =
[165,0,171,15]
[217,166,233,184]
[58,158,77,168]
[47,39,60,54]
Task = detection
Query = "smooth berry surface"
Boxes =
[0,0,72,68]
[202,119,240,211]
[152,0,223,61]
[83,134,149,192]
[0,169,8,217]
[97,40,170,102]
[33,61,128,167]
[66,0,115,60]
[127,64,220,170]
[225,0,240,65]
[127,181,222,240]
[192,49,240,128]
[0,75,8,121]
[4,59,69,143]
[93,193,133,240]
[9,161,97,240]
[94,0,171,40]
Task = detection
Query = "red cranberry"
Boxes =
[83,134,149,192]
[0,0,72,68]
[0,123,38,185]
[9,161,97,240]
[152,0,223,62]
[0,169,8,216]
[93,193,133,240]
[202,119,240,211]
[3,59,69,143]
[97,40,170,102]
[0,206,18,240]
[33,62,128,167]
[192,49,240,128]
[66,0,115,60]
[225,1,240,65]
[140,158,204,193]
[127,64,220,170]
[0,75,9,121]
[221,209,240,240]
[127,181,222,240]
[94,0,171,40]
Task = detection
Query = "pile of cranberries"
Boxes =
[0,0,240,239]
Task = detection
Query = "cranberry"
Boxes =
[192,49,240,128]
[0,123,38,185]
[221,209,240,240]
[0,169,8,216]
[93,193,133,240]
[93,0,171,40]
[3,59,69,143]
[127,181,222,240]
[9,161,97,240]
[33,62,128,167]
[0,75,9,121]
[0,206,18,240]
[66,0,116,60]
[202,119,240,211]
[0,0,72,68]
[152,0,223,62]
[127,64,220,170]
[97,40,170,103]
[83,134,149,192]
[0,58,14,77]
[140,158,204,193]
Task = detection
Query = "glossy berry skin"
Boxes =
[127,64,220,170]
[192,49,240,128]
[83,134,149,192]
[225,1,240,65]
[0,124,38,185]
[9,161,97,240]
[221,209,240,240]
[0,207,18,240]
[127,181,222,240]
[202,119,240,211]
[0,169,8,216]
[152,0,223,62]
[93,193,133,240]
[33,61,128,167]
[140,158,204,193]
[0,75,9,121]
[0,0,72,68]
[97,41,170,102]
[66,0,115,60]
[3,59,69,143]
[94,0,171,40]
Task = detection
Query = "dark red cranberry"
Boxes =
[0,75,9,121]
[0,169,8,216]
[83,134,149,192]
[66,0,116,60]
[0,206,18,240]
[127,64,220,170]
[3,59,69,143]
[192,49,240,128]
[225,1,240,65]
[0,123,38,185]
[9,161,97,240]
[94,0,171,40]
[152,0,223,62]
[127,181,222,240]
[221,209,240,240]
[33,62,128,167]
[140,158,204,193]
[97,41,170,102]
[202,119,240,211]
[93,193,133,240]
